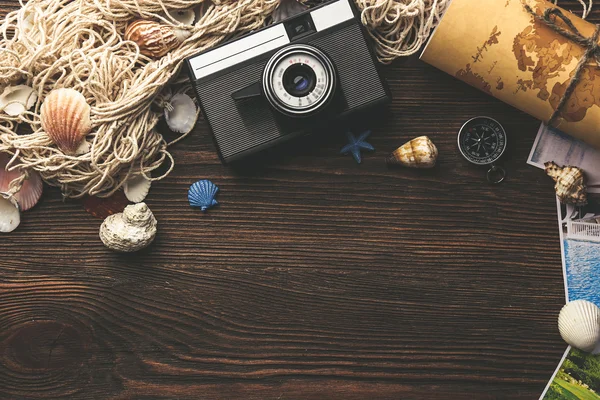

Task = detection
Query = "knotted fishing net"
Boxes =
[0,0,450,199]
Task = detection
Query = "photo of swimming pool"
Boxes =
[564,239,600,307]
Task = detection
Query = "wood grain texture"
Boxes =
[0,1,595,399]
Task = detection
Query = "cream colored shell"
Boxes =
[40,88,92,155]
[124,173,151,203]
[125,20,191,58]
[545,162,588,206]
[386,136,438,168]
[99,202,157,252]
[558,300,600,354]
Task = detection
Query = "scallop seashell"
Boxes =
[272,0,308,23]
[99,202,157,252]
[162,8,196,25]
[386,136,438,168]
[82,191,130,219]
[40,88,92,155]
[124,173,151,203]
[545,162,588,206]
[0,85,37,116]
[558,300,600,354]
[0,153,43,212]
[188,179,219,212]
[0,194,20,233]
[125,20,191,58]
[164,93,198,134]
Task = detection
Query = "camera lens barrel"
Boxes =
[263,44,337,117]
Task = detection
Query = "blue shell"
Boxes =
[188,180,219,212]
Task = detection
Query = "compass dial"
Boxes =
[458,117,507,165]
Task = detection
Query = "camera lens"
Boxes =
[283,64,316,97]
[263,44,337,117]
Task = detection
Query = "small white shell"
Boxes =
[0,85,37,116]
[164,93,198,134]
[0,195,20,233]
[99,202,157,252]
[124,173,151,203]
[558,300,600,354]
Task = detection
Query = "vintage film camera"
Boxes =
[186,0,391,164]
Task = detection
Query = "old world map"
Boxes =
[455,0,600,123]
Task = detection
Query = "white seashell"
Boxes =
[124,173,151,203]
[99,202,157,252]
[0,195,20,233]
[558,300,600,354]
[162,8,196,25]
[40,88,92,155]
[0,85,37,116]
[164,93,198,134]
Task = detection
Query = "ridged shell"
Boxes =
[0,153,43,212]
[386,136,438,168]
[0,194,20,233]
[188,179,219,212]
[99,202,157,252]
[125,20,191,58]
[164,93,198,134]
[558,300,600,354]
[545,162,588,206]
[124,173,151,203]
[40,88,92,155]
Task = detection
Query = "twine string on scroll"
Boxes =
[524,4,600,128]
[0,0,451,199]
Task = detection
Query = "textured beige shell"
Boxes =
[386,136,438,168]
[558,300,600,354]
[99,202,157,252]
[125,20,191,58]
[545,162,588,206]
[40,88,92,155]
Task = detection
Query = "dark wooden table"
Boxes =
[2,1,595,399]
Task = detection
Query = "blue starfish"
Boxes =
[340,130,374,164]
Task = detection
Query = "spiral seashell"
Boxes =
[188,179,219,212]
[545,162,588,206]
[99,202,157,252]
[386,136,438,168]
[558,300,600,354]
[40,88,92,155]
[125,20,191,58]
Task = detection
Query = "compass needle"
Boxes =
[458,117,507,184]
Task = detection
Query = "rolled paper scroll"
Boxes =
[421,0,600,149]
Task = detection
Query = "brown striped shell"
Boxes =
[545,161,588,206]
[386,136,438,168]
[125,20,191,58]
[40,88,92,155]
